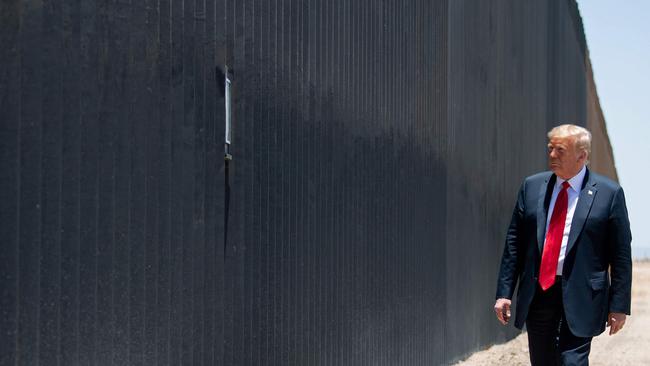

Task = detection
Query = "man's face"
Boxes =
[547,136,587,180]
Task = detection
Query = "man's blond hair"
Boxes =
[547,124,592,162]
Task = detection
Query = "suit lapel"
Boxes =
[565,169,597,255]
[537,174,555,254]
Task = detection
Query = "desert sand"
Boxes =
[455,260,650,365]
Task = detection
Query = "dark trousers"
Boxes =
[526,278,592,366]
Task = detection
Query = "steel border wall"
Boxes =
[0,0,616,365]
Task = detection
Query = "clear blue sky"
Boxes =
[579,1,650,258]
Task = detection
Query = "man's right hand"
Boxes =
[494,298,512,325]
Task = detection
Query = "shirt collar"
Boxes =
[556,165,587,193]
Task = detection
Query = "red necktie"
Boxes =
[539,181,571,291]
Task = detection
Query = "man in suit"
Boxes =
[494,124,632,365]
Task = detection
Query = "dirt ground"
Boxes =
[455,260,650,366]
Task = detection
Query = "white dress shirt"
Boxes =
[544,165,586,276]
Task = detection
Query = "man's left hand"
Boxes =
[607,312,626,335]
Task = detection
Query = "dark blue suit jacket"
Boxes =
[496,168,632,337]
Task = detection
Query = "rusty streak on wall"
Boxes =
[586,52,619,181]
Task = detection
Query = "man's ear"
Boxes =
[578,150,587,162]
